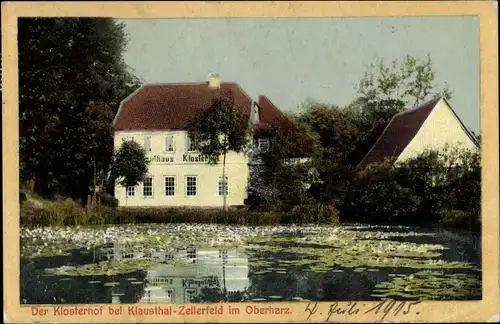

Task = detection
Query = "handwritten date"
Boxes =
[304,300,422,322]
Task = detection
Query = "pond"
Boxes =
[20,224,481,304]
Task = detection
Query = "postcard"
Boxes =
[2,1,499,323]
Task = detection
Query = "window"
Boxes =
[143,177,153,197]
[187,248,197,264]
[126,186,135,197]
[258,138,270,152]
[165,135,175,152]
[217,177,228,196]
[164,176,175,196]
[164,289,174,302]
[186,176,197,196]
[185,289,196,302]
[144,135,152,153]
[219,249,228,259]
[186,134,197,152]
[123,136,135,143]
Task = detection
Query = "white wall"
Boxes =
[114,130,250,207]
[397,99,478,163]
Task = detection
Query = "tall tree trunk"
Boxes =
[222,150,227,212]
[222,135,228,212]
[93,155,97,209]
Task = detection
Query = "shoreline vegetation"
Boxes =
[20,187,479,233]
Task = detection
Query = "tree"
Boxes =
[248,116,319,212]
[354,53,452,109]
[260,117,319,168]
[189,98,250,211]
[298,101,359,167]
[111,140,149,206]
[18,18,141,200]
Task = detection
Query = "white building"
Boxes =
[113,75,290,207]
[358,95,479,166]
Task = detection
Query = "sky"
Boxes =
[121,17,480,134]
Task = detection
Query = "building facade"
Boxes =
[358,96,479,166]
[113,75,288,208]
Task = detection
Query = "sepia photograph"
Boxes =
[3,1,499,323]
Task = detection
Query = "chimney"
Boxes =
[207,73,222,89]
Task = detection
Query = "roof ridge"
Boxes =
[396,94,442,117]
[142,81,240,87]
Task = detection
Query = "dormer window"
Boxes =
[257,138,270,152]
[253,102,261,124]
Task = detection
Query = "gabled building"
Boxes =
[112,74,289,207]
[358,95,479,167]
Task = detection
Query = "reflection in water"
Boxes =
[134,248,249,304]
[21,242,251,304]
[20,227,482,304]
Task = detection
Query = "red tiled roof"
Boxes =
[114,82,253,131]
[255,95,291,133]
[358,96,442,166]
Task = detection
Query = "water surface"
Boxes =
[20,224,481,304]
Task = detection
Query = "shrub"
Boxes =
[47,199,88,226]
[338,147,481,230]
[20,199,78,226]
[97,192,119,208]
[291,204,340,225]
[437,209,479,229]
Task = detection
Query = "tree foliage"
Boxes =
[18,18,141,200]
[248,116,319,212]
[352,54,452,113]
[188,98,250,164]
[324,146,481,227]
[189,98,250,210]
[297,101,359,166]
[259,117,319,168]
[111,140,149,189]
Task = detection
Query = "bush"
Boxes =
[291,204,340,224]
[437,209,479,229]
[334,147,481,230]
[97,192,119,208]
[20,198,88,226]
